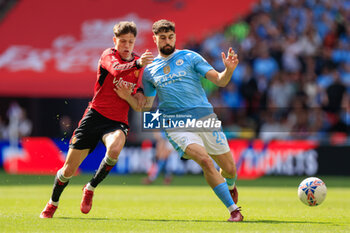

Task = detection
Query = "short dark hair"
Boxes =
[152,19,175,35]
[113,21,137,37]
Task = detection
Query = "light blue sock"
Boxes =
[213,182,234,208]
[150,159,166,180]
[164,159,172,178]
[225,175,237,190]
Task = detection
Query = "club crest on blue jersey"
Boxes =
[176,59,184,66]
[163,66,170,74]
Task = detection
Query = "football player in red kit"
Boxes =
[40,21,154,218]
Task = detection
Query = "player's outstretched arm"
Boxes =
[205,47,239,87]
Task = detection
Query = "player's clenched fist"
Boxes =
[138,50,154,67]
[114,82,133,100]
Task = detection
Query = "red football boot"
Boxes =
[40,202,58,218]
[227,208,243,222]
[229,185,238,204]
[163,176,173,185]
[80,185,94,214]
[142,177,154,185]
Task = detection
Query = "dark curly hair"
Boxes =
[152,19,175,35]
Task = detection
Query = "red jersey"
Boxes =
[89,48,143,125]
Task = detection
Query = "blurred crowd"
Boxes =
[183,0,350,142]
[0,102,32,146]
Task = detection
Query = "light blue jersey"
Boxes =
[143,49,214,118]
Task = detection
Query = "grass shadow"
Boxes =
[55,217,341,225]
[56,216,223,223]
[56,217,110,221]
[242,219,340,225]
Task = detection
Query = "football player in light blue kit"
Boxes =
[117,19,243,222]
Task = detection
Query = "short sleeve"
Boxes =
[190,51,214,77]
[142,68,157,97]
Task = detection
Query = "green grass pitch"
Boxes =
[0,172,349,233]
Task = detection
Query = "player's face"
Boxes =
[114,33,136,60]
[153,31,176,56]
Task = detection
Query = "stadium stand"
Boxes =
[183,0,350,142]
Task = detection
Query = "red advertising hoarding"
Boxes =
[0,0,256,97]
[229,139,319,179]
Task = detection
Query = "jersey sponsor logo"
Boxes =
[113,77,137,89]
[113,62,134,71]
[176,59,184,66]
[154,71,187,87]
[163,65,170,74]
